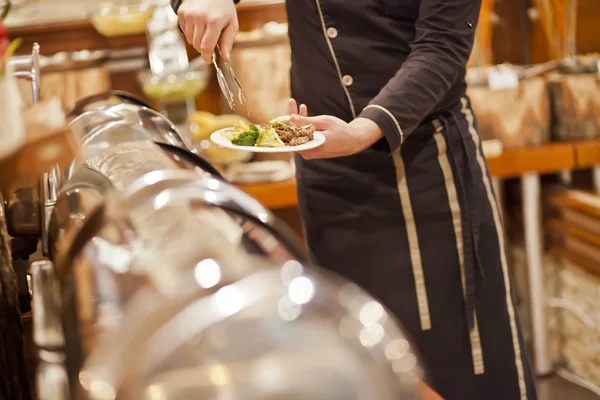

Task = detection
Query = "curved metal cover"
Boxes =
[69,102,189,153]
[79,255,421,400]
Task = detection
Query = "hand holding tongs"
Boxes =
[212,44,250,118]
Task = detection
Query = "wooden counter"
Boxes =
[419,380,444,400]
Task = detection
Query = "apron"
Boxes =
[295,97,537,400]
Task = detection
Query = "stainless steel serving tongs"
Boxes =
[212,44,250,118]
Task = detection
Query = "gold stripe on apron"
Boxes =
[433,121,485,375]
[460,97,528,399]
[392,151,432,331]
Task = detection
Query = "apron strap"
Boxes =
[436,112,484,331]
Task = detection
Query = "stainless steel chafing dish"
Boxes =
[35,252,422,400]
[81,253,422,400]
[31,92,421,399]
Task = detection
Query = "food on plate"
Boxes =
[271,117,316,146]
[189,113,252,165]
[256,126,285,147]
[231,123,261,146]
[226,117,315,148]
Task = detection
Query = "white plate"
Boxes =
[210,127,325,153]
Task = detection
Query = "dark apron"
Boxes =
[295,97,537,400]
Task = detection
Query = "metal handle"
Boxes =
[67,90,155,119]
[31,42,40,104]
[41,166,60,256]
[31,260,65,350]
[154,142,224,179]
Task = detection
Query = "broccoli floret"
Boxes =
[249,124,260,136]
[231,131,258,146]
[231,124,260,146]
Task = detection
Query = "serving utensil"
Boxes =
[212,44,250,118]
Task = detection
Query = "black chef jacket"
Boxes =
[172,0,481,152]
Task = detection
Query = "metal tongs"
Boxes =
[212,44,250,118]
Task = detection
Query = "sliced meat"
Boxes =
[288,136,310,146]
[273,123,315,144]
[296,125,315,138]
[275,125,295,142]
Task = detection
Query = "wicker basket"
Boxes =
[467,78,551,149]
[547,72,600,142]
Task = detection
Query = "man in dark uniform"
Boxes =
[173,0,538,398]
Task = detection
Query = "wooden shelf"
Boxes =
[7,1,287,55]
[549,189,600,220]
[574,140,600,168]
[551,247,600,280]
[486,142,575,179]
[237,178,298,209]
[8,20,148,55]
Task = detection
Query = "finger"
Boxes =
[177,6,188,32]
[291,114,331,130]
[201,18,226,63]
[178,13,187,33]
[288,98,299,115]
[299,103,308,117]
[192,26,205,57]
[218,18,238,62]
[184,14,197,43]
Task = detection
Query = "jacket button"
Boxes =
[327,27,338,39]
[342,75,353,87]
[467,19,474,28]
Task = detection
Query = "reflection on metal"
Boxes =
[69,102,189,156]
[118,170,307,262]
[36,350,71,400]
[4,187,41,238]
[79,255,421,400]
[31,261,64,349]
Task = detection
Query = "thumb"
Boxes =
[291,114,332,130]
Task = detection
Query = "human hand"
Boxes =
[178,0,239,63]
[288,98,383,159]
